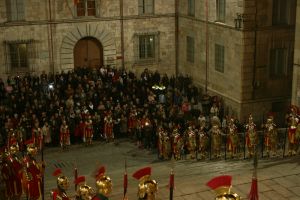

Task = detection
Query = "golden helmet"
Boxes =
[133,167,158,200]
[206,175,240,200]
[25,139,38,155]
[52,168,70,191]
[94,166,112,197]
[9,143,19,155]
[75,176,94,200]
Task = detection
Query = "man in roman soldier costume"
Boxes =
[172,127,183,160]
[74,176,94,200]
[245,114,257,158]
[226,117,239,158]
[51,168,71,200]
[157,127,164,159]
[0,147,9,199]
[186,125,197,159]
[206,175,240,200]
[7,142,23,200]
[104,111,114,143]
[84,115,94,146]
[60,119,70,149]
[161,130,171,160]
[286,105,300,156]
[262,114,278,157]
[210,116,222,159]
[128,107,137,139]
[132,167,158,200]
[92,166,112,200]
[32,120,43,151]
[198,117,209,159]
[23,139,44,200]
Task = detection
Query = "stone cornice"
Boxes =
[0,13,175,27]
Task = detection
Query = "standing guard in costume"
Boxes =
[157,127,164,159]
[60,120,70,149]
[286,106,300,156]
[226,118,239,158]
[172,128,183,160]
[92,166,112,200]
[104,111,114,143]
[132,167,158,200]
[84,115,94,146]
[198,117,209,159]
[161,130,171,160]
[23,139,44,200]
[210,116,222,159]
[32,120,43,151]
[0,148,9,199]
[186,125,197,159]
[128,107,138,139]
[74,176,94,200]
[206,175,240,200]
[50,168,71,200]
[245,114,257,158]
[7,142,23,200]
[262,114,278,157]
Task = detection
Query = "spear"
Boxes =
[248,146,259,200]
[123,158,128,199]
[169,168,174,200]
[74,165,78,192]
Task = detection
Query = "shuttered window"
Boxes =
[138,0,154,15]
[6,0,25,21]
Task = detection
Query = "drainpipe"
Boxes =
[205,0,209,93]
[48,0,55,74]
[120,0,125,69]
[175,0,179,76]
[252,0,258,99]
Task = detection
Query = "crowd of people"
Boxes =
[0,66,299,200]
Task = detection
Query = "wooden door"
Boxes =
[73,37,103,69]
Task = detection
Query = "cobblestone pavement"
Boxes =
[36,139,300,200]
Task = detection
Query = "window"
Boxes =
[6,0,25,21]
[76,0,96,17]
[188,0,195,16]
[134,32,159,63]
[138,0,154,15]
[215,44,225,73]
[187,36,194,63]
[216,0,226,22]
[269,48,287,78]
[139,35,155,60]
[272,0,290,25]
[9,43,28,69]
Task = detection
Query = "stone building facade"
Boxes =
[0,0,176,76]
[0,0,297,124]
[292,0,300,107]
[178,0,296,124]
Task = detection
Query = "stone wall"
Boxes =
[292,0,300,106]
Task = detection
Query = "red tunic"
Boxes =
[23,155,43,200]
[104,116,113,139]
[7,154,23,198]
[60,125,70,146]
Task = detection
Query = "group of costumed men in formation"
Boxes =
[157,104,300,161]
[0,136,256,200]
[0,107,298,200]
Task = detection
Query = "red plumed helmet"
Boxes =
[206,175,232,191]
[94,166,106,179]
[132,167,151,180]
[52,168,62,177]
[74,176,86,185]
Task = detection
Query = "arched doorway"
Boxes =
[73,37,103,68]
